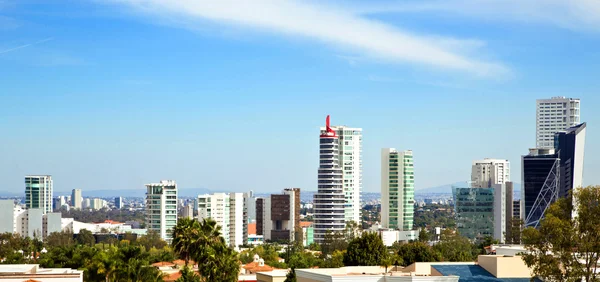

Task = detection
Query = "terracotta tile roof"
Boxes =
[248,223,257,235]
[299,221,312,228]
[152,261,175,267]
[23,280,41,282]
[173,259,196,266]
[164,270,200,282]
[243,262,276,273]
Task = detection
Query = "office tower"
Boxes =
[53,196,66,212]
[381,148,415,231]
[319,115,362,223]
[555,123,586,199]
[71,189,82,209]
[257,188,301,243]
[25,175,53,214]
[512,200,521,220]
[492,182,513,243]
[244,191,257,223]
[471,159,510,188]
[182,204,193,219]
[521,148,559,227]
[145,180,178,242]
[313,116,346,242]
[197,192,247,248]
[452,183,494,241]
[115,197,123,209]
[83,198,91,209]
[536,97,580,149]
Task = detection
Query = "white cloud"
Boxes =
[102,0,508,77]
[357,0,600,32]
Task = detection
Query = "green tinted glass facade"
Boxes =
[453,186,494,241]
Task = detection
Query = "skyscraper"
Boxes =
[25,175,53,214]
[555,123,586,199]
[145,180,178,242]
[256,188,301,243]
[71,189,82,210]
[313,115,346,242]
[521,148,560,227]
[381,148,415,231]
[114,197,123,209]
[319,116,362,223]
[536,97,580,149]
[471,159,510,188]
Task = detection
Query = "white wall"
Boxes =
[492,183,506,243]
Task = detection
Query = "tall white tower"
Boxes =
[145,180,177,242]
[536,96,580,148]
[320,118,362,224]
[197,192,246,248]
[313,115,346,242]
[471,159,510,188]
[381,149,415,231]
[71,189,82,210]
[25,175,53,214]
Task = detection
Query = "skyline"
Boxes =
[1,1,599,193]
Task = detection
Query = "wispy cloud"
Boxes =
[0,37,54,55]
[101,0,508,77]
[357,0,600,32]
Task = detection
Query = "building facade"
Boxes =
[381,148,415,231]
[492,182,513,243]
[471,159,510,188]
[53,196,66,212]
[314,116,346,242]
[319,116,362,223]
[197,192,247,248]
[115,197,123,209]
[256,188,301,243]
[145,180,178,242]
[25,175,53,214]
[453,184,494,241]
[71,189,82,209]
[521,148,560,227]
[555,123,586,199]
[536,96,580,149]
[0,199,62,239]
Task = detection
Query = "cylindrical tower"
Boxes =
[313,115,346,242]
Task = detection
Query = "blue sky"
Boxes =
[1,0,599,194]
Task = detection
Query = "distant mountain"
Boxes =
[0,191,21,198]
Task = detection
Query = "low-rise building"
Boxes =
[0,264,82,281]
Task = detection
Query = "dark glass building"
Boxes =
[521,149,559,226]
[555,123,587,198]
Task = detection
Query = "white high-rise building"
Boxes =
[536,96,580,148]
[182,204,194,219]
[314,115,346,242]
[25,175,53,214]
[0,200,62,239]
[197,192,247,248]
[71,189,82,209]
[381,149,415,231]
[145,180,178,242]
[319,117,362,224]
[471,159,510,188]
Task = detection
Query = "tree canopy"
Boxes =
[522,186,600,282]
[343,232,389,266]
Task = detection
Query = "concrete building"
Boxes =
[53,196,66,212]
[145,180,178,242]
[536,96,580,149]
[0,264,83,281]
[471,159,510,189]
[319,115,362,224]
[452,183,494,241]
[313,116,346,242]
[83,198,91,209]
[25,175,53,214]
[90,198,105,210]
[0,200,62,239]
[492,182,513,243]
[181,204,193,219]
[244,190,257,223]
[197,192,247,248]
[71,189,82,209]
[381,148,415,231]
[115,197,123,209]
[256,188,300,243]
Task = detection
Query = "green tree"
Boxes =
[319,250,345,268]
[136,230,167,250]
[171,218,201,265]
[176,265,201,282]
[196,243,240,282]
[343,232,388,266]
[522,186,600,282]
[77,229,95,246]
[397,242,441,266]
[46,231,75,248]
[320,231,347,258]
[284,269,296,282]
[418,229,430,242]
[344,221,360,241]
[433,230,477,262]
[505,217,523,244]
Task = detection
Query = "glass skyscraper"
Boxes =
[453,183,494,241]
[25,175,53,214]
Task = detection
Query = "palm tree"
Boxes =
[172,218,202,265]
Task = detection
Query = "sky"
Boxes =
[1,0,599,194]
